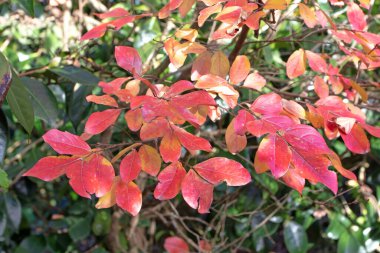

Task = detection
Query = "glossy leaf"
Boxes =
[85,109,121,135]
[43,129,91,155]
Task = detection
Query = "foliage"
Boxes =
[0,0,380,252]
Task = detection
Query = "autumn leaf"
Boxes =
[286,49,306,79]
[43,129,91,156]
[138,145,162,176]
[116,180,142,216]
[85,109,121,135]
[164,236,190,253]
[120,150,141,183]
[229,55,250,84]
[154,162,186,200]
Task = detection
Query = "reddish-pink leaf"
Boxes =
[250,92,282,115]
[85,109,121,135]
[43,129,91,155]
[234,110,255,135]
[305,50,327,73]
[182,169,214,213]
[116,181,142,216]
[229,55,250,84]
[282,167,305,194]
[174,126,212,152]
[291,151,337,194]
[246,115,295,137]
[23,156,77,181]
[284,124,331,154]
[138,145,161,176]
[347,2,367,31]
[254,134,291,178]
[80,23,108,41]
[164,236,190,253]
[194,157,251,186]
[95,8,129,19]
[314,76,329,98]
[164,80,194,98]
[243,71,266,91]
[158,0,183,19]
[115,46,143,75]
[99,77,131,94]
[120,150,141,183]
[360,123,380,138]
[154,162,186,200]
[286,49,306,79]
[340,124,369,154]
[66,155,115,198]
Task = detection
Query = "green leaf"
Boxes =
[337,231,362,253]
[22,77,59,126]
[0,212,7,237]
[6,70,34,134]
[92,210,111,236]
[66,84,93,129]
[0,109,8,164]
[0,52,12,106]
[4,192,22,230]
[13,0,35,17]
[69,215,91,241]
[15,235,47,253]
[284,221,308,253]
[0,169,10,190]
[50,66,99,86]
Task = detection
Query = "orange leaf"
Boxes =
[229,55,250,84]
[298,3,317,28]
[160,131,182,163]
[286,49,306,79]
[226,119,247,154]
[198,3,223,27]
[314,76,329,99]
[210,51,230,78]
[243,71,266,91]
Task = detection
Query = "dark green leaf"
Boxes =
[0,109,8,164]
[4,192,22,230]
[15,235,47,253]
[22,77,59,126]
[0,212,6,236]
[6,70,34,134]
[0,52,12,106]
[67,85,93,129]
[13,0,35,17]
[69,216,91,241]
[50,66,99,86]
[284,221,308,253]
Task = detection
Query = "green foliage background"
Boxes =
[0,0,380,252]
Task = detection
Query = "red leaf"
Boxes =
[23,156,77,181]
[347,2,367,31]
[246,115,295,137]
[250,92,282,115]
[182,169,214,213]
[164,80,194,98]
[66,155,115,198]
[284,124,331,154]
[173,126,212,152]
[99,77,131,94]
[286,49,306,79]
[116,180,142,216]
[43,129,91,155]
[254,134,291,178]
[160,131,182,163]
[164,236,190,253]
[340,124,369,154]
[198,3,223,27]
[194,157,251,186]
[361,123,380,138]
[115,46,143,75]
[305,50,327,73]
[85,109,121,135]
[95,8,129,19]
[245,11,266,30]
[328,152,357,181]
[191,51,213,81]
[154,162,186,200]
[282,167,305,194]
[158,0,183,19]
[80,23,108,41]
[215,6,242,25]
[120,150,141,183]
[138,145,161,176]
[229,55,250,84]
